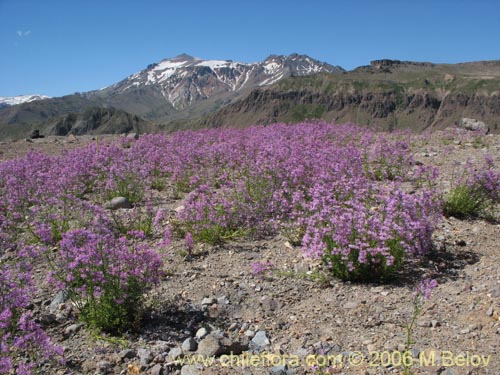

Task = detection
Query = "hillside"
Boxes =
[200,60,500,133]
[0,54,341,139]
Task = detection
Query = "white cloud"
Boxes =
[16,30,31,37]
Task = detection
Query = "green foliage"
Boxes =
[107,174,144,204]
[322,237,405,282]
[442,184,486,218]
[111,206,155,238]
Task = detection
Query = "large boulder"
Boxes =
[459,118,489,132]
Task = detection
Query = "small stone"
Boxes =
[197,334,222,357]
[182,337,198,352]
[137,348,153,366]
[455,239,466,247]
[431,320,440,328]
[217,296,229,305]
[486,306,494,317]
[195,327,209,339]
[417,319,431,327]
[270,365,288,374]
[64,323,84,337]
[383,342,397,351]
[149,364,164,375]
[105,196,132,210]
[343,301,360,309]
[168,347,183,360]
[118,349,136,361]
[228,322,238,331]
[180,365,201,375]
[261,296,279,312]
[201,297,217,306]
[244,330,255,337]
[49,290,69,313]
[127,133,139,140]
[250,330,270,350]
[66,134,77,143]
[30,129,44,139]
[96,360,113,373]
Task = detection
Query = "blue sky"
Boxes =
[1,0,499,97]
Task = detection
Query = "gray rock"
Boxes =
[251,330,270,351]
[66,134,78,143]
[168,347,183,360]
[195,327,209,340]
[96,360,113,373]
[182,337,198,352]
[261,296,279,312]
[149,364,164,375]
[244,330,255,337]
[197,334,222,357]
[486,306,494,317]
[217,296,229,305]
[270,365,288,374]
[417,319,431,327]
[105,196,132,210]
[127,133,139,140]
[30,129,43,139]
[459,118,489,132]
[343,301,360,309]
[49,290,69,313]
[441,369,457,375]
[180,365,201,375]
[64,323,84,337]
[137,348,153,366]
[201,297,217,306]
[118,349,136,361]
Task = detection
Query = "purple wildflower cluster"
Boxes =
[1,260,62,374]
[468,155,500,203]
[251,261,275,277]
[162,123,440,280]
[0,121,451,368]
[50,229,163,332]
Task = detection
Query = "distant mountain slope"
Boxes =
[199,59,500,133]
[2,57,500,138]
[0,53,342,135]
[0,94,50,109]
[0,107,152,139]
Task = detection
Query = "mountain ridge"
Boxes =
[2,56,500,138]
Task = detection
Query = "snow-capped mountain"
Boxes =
[97,53,343,109]
[0,53,344,129]
[0,94,50,108]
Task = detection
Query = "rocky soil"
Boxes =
[0,131,499,375]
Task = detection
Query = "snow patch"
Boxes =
[0,95,50,106]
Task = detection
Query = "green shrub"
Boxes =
[442,184,486,218]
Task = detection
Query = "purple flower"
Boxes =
[185,232,194,251]
[416,278,438,300]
